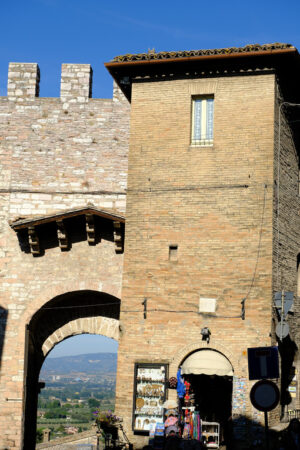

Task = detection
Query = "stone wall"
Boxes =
[36,429,97,449]
[0,63,130,449]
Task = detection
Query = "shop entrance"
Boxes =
[181,374,232,442]
[180,349,233,446]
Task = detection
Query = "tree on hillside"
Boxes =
[36,428,43,444]
[88,398,100,408]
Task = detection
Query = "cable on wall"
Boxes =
[241,183,267,319]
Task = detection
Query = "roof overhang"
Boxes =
[10,206,125,230]
[10,206,125,256]
[105,43,300,101]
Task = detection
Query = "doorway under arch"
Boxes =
[179,348,234,446]
[22,290,120,450]
[37,333,118,442]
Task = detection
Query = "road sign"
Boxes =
[274,291,293,317]
[250,380,280,450]
[275,321,289,340]
[250,380,280,412]
[248,346,279,380]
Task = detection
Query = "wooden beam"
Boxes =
[56,220,68,250]
[28,226,40,256]
[113,221,123,253]
[85,214,95,245]
[10,206,125,230]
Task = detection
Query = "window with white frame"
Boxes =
[191,96,214,146]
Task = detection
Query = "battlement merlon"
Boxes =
[7,63,93,103]
[60,64,92,103]
[5,62,128,104]
[8,63,40,101]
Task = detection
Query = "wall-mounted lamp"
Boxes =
[201,327,211,343]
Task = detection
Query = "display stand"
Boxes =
[132,363,167,434]
[201,421,220,448]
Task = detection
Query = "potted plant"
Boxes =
[94,410,121,439]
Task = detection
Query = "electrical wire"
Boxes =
[34,303,240,318]
[242,183,267,307]
[127,184,249,194]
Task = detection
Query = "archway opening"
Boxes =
[22,290,120,450]
[36,334,118,444]
[179,349,233,447]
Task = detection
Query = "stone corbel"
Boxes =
[28,226,40,256]
[56,220,68,250]
[113,221,123,253]
[85,214,95,245]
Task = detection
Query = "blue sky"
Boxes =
[2,0,300,357]
[1,0,300,99]
[48,334,118,358]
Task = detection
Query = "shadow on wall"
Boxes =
[0,306,8,370]
[230,415,284,450]
[278,335,298,418]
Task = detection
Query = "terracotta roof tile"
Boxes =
[111,43,294,63]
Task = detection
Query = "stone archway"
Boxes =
[22,290,120,450]
[173,346,234,446]
[42,316,119,357]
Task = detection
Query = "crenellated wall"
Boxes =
[0,63,130,449]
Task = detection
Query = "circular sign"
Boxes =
[250,380,280,412]
[275,321,289,339]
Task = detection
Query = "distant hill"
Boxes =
[40,352,117,376]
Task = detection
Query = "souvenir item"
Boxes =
[162,399,177,409]
[169,377,177,389]
[165,416,178,427]
[136,398,144,408]
[165,409,177,417]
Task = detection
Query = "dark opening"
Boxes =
[169,245,178,261]
[182,374,233,445]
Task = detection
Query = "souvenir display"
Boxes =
[133,363,167,433]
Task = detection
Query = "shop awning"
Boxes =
[181,350,233,376]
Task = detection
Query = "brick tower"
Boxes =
[106,44,300,448]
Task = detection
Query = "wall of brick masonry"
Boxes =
[0,63,130,449]
[115,73,277,448]
[272,82,300,413]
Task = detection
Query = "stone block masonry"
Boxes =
[0,62,130,204]
[0,63,130,449]
[60,64,92,103]
[7,63,40,100]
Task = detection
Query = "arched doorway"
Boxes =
[22,290,120,450]
[179,349,234,446]
[37,333,118,443]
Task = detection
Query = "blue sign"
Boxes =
[248,346,279,380]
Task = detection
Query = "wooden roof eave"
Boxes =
[10,207,125,231]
